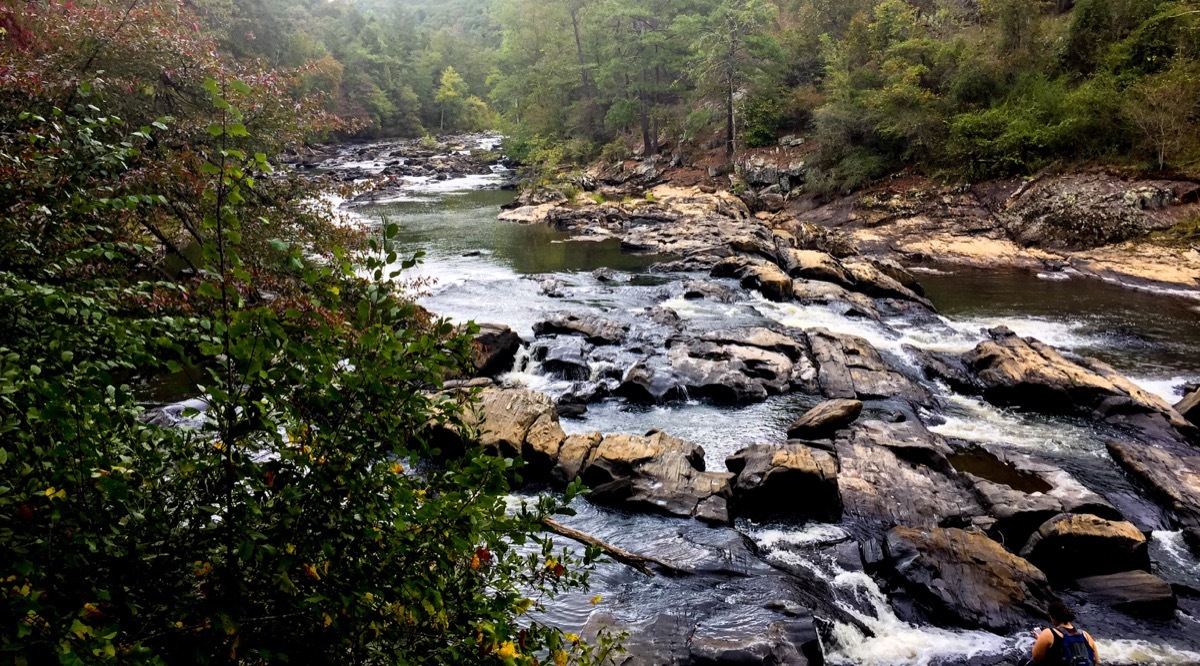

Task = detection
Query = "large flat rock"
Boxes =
[963,327,1192,437]
[1075,570,1176,617]
[1106,440,1200,529]
[836,423,980,529]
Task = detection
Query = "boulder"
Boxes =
[883,527,1059,633]
[533,312,629,345]
[725,443,841,522]
[999,174,1196,250]
[963,328,1193,434]
[807,329,931,405]
[456,389,567,481]
[711,256,794,302]
[1106,440,1200,529]
[1177,390,1200,427]
[787,399,864,440]
[533,336,592,381]
[1019,513,1149,581]
[1075,571,1177,617]
[614,328,817,405]
[841,259,934,308]
[469,323,522,377]
[777,249,855,288]
[553,432,603,485]
[572,431,733,522]
[950,445,1121,548]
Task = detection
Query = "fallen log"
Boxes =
[542,517,688,577]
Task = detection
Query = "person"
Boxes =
[1030,600,1098,665]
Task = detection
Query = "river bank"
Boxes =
[301,135,1200,665]
[504,147,1200,298]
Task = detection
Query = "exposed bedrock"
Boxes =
[962,326,1195,442]
[950,444,1121,549]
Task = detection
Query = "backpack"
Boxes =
[1055,627,1096,666]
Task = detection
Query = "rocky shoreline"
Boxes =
[501,152,1200,297]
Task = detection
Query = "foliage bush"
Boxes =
[740,90,785,147]
[0,4,611,664]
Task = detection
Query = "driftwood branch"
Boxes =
[542,518,687,577]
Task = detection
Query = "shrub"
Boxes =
[0,4,609,663]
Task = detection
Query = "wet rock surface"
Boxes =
[1106,439,1200,529]
[882,526,1058,633]
[468,323,522,377]
[321,145,1200,663]
[962,327,1194,441]
[950,445,1121,548]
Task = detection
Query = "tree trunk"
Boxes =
[570,7,590,98]
[726,71,735,158]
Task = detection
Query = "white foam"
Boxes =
[747,525,1017,666]
[1150,530,1197,569]
[752,525,850,550]
[928,392,1100,454]
[1128,375,1193,405]
[1036,271,1073,281]
[1096,639,1200,665]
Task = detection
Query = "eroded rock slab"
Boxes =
[1076,571,1176,617]
[837,423,980,529]
[883,526,1058,633]
[562,431,733,522]
[963,327,1193,438]
[807,329,931,405]
[534,312,629,345]
[950,445,1121,549]
[1106,440,1200,529]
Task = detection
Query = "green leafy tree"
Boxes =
[435,66,471,130]
[679,0,780,157]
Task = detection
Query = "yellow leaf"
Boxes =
[323,613,333,628]
[554,649,569,666]
[496,641,518,659]
[590,595,602,605]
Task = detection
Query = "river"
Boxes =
[340,143,1200,665]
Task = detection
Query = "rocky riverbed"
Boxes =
[265,136,1200,664]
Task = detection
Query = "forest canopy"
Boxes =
[175,0,1200,183]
